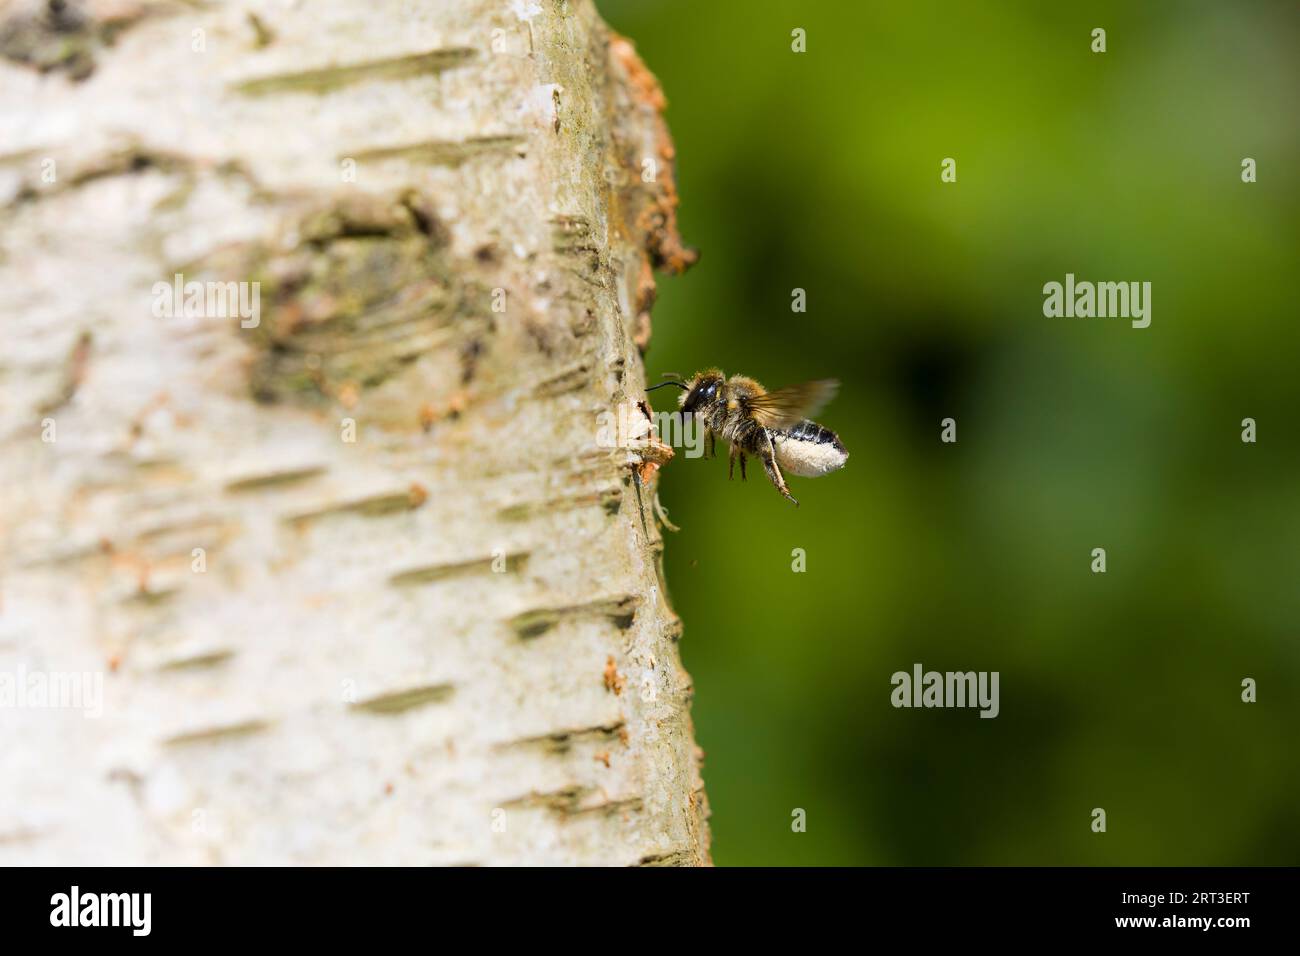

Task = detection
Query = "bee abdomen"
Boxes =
[772,420,848,478]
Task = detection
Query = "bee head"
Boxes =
[646,370,722,414]
[680,370,724,415]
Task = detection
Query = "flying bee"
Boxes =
[648,369,847,506]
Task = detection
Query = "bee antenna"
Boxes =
[646,380,689,392]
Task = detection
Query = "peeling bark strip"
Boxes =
[232,48,479,96]
[0,0,707,865]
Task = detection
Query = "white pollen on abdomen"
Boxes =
[773,435,848,477]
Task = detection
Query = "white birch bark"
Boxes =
[0,0,708,865]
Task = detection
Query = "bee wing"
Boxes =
[746,379,839,431]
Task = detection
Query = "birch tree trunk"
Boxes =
[0,0,708,866]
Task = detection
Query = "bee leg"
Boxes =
[761,431,798,506]
[739,452,747,481]
[706,430,716,460]
[761,455,798,506]
[728,444,736,480]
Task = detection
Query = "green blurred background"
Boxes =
[597,0,1300,865]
